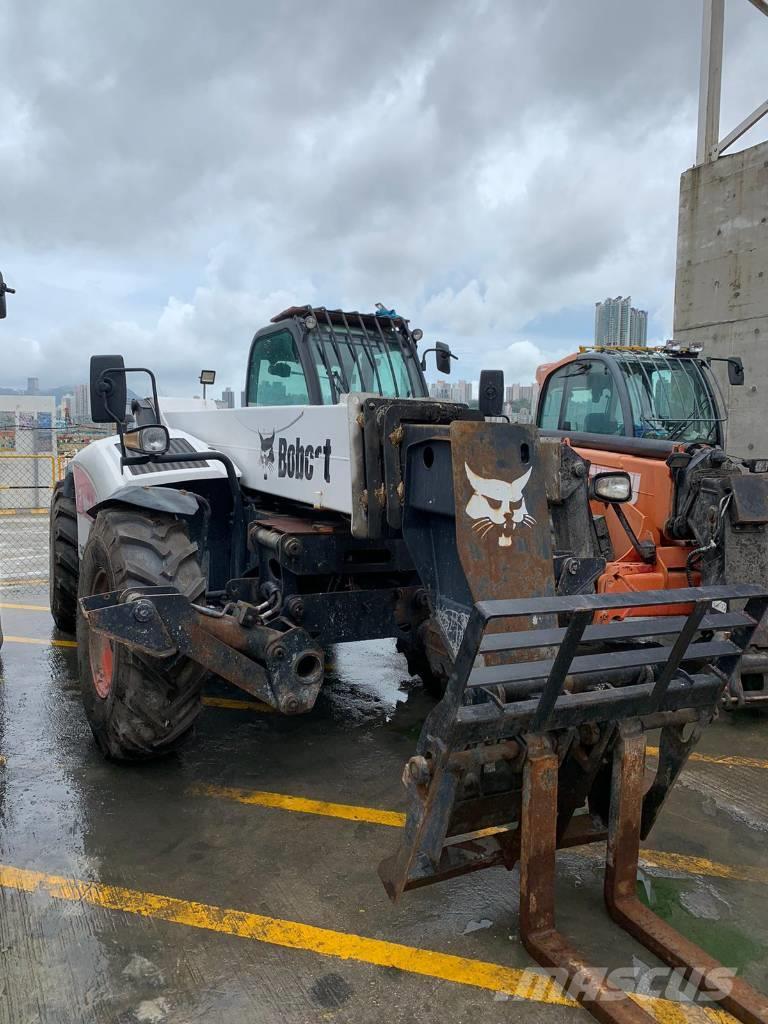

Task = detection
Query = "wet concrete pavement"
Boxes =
[1,593,768,1023]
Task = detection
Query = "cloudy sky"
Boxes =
[1,0,766,399]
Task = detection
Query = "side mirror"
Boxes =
[0,272,15,321]
[478,369,504,417]
[706,355,745,386]
[420,341,457,374]
[590,470,632,504]
[435,341,453,375]
[268,361,292,378]
[90,354,127,423]
[727,357,744,386]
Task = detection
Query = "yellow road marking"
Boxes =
[0,577,48,586]
[2,635,77,648]
[647,746,768,771]
[188,782,405,827]
[190,785,768,888]
[637,849,768,886]
[0,508,49,516]
[202,696,274,713]
[0,862,734,1023]
[0,601,52,611]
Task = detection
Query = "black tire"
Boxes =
[49,477,79,633]
[397,618,452,699]
[77,508,207,761]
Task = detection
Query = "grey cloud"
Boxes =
[0,0,764,396]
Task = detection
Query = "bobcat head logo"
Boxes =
[465,463,535,547]
[259,430,276,479]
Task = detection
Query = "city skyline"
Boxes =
[594,296,648,346]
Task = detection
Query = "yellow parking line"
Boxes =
[0,578,48,586]
[647,746,768,771]
[0,601,52,612]
[0,862,732,1024]
[188,782,405,827]
[637,849,768,886]
[189,784,768,888]
[2,635,77,648]
[202,696,274,713]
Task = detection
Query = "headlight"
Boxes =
[412,328,423,342]
[591,470,632,504]
[124,425,170,456]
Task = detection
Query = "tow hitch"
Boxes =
[80,586,324,714]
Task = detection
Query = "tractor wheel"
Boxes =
[397,618,453,699]
[77,508,207,761]
[49,476,79,633]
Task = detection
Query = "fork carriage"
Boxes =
[380,586,768,1024]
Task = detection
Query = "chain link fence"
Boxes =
[0,422,113,592]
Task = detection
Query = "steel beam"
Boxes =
[718,98,768,156]
[697,0,725,165]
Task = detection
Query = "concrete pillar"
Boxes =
[674,139,768,457]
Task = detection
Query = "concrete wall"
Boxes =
[674,139,768,457]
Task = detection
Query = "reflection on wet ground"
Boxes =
[1,592,767,1023]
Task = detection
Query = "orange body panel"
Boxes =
[571,444,697,620]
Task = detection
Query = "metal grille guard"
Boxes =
[380,584,768,1024]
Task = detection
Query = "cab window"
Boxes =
[540,362,625,435]
[562,362,624,434]
[538,374,566,429]
[246,331,310,407]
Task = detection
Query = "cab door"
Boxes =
[245,329,316,406]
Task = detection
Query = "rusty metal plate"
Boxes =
[730,474,768,526]
[449,421,554,607]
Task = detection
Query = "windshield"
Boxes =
[309,324,426,402]
[617,353,721,443]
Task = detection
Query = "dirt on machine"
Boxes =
[49,307,768,1024]
[535,342,768,707]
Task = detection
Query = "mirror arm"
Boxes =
[706,355,745,385]
[611,503,656,563]
[98,365,162,463]
[419,346,458,371]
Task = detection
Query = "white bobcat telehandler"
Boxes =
[51,306,768,1024]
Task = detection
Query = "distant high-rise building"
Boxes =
[26,377,40,395]
[240,390,246,408]
[594,296,648,347]
[73,383,90,422]
[221,387,235,409]
[629,306,648,345]
[454,380,473,404]
[502,380,539,422]
[60,394,73,422]
[429,380,452,401]
[430,380,473,404]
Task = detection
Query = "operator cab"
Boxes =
[536,345,736,453]
[245,306,436,408]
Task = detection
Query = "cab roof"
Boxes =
[271,305,411,332]
[536,343,705,385]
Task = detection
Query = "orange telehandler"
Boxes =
[534,342,768,705]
